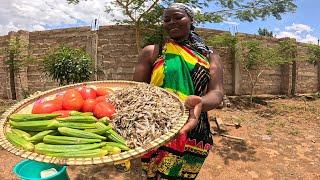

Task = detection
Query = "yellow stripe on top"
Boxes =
[150,59,164,87]
[166,42,210,69]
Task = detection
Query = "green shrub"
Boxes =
[43,45,93,85]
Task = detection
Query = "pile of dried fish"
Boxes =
[109,83,183,148]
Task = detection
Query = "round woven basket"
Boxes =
[0,80,188,165]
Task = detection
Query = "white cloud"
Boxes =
[223,20,239,26]
[274,27,280,32]
[284,23,312,34]
[0,0,127,35]
[276,31,299,39]
[275,23,318,45]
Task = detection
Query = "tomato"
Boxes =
[93,102,115,119]
[52,110,72,118]
[80,87,97,99]
[82,99,98,112]
[95,95,108,103]
[75,86,85,93]
[32,99,62,114]
[96,87,114,97]
[62,89,84,111]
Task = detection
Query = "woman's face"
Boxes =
[163,8,192,40]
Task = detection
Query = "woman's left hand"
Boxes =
[179,95,202,135]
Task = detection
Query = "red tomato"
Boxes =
[52,110,72,118]
[75,86,85,93]
[82,99,98,112]
[96,87,114,97]
[93,102,115,119]
[32,99,62,114]
[80,87,97,99]
[95,95,108,103]
[55,95,64,101]
[62,89,84,111]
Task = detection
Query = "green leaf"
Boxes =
[43,45,93,85]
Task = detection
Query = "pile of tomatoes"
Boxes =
[32,86,115,119]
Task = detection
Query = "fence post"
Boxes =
[85,31,98,81]
[233,52,241,95]
[280,64,291,95]
[6,31,30,100]
[16,30,30,100]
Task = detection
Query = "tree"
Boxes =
[258,28,273,37]
[67,0,296,51]
[43,45,93,85]
[236,40,284,102]
[307,44,320,65]
[307,44,320,91]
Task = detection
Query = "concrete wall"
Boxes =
[0,25,319,99]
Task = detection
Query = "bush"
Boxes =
[43,45,93,85]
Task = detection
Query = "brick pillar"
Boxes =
[6,31,17,100]
[280,64,291,95]
[16,30,30,99]
[6,30,30,100]
[232,49,241,95]
[85,31,98,81]
[234,33,245,95]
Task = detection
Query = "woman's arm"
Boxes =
[133,45,159,83]
[201,52,224,112]
[180,53,224,134]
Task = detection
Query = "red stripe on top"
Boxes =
[152,58,164,72]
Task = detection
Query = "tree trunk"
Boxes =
[291,61,297,96]
[250,83,254,103]
[9,52,16,100]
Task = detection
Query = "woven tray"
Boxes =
[0,80,188,165]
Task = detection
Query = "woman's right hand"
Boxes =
[179,95,202,135]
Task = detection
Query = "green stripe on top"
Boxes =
[163,53,195,96]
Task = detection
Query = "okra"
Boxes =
[69,111,94,116]
[102,145,122,154]
[47,149,108,158]
[106,129,126,145]
[35,142,106,154]
[84,128,107,135]
[95,122,112,131]
[6,131,34,151]
[104,142,130,151]
[11,129,31,140]
[10,120,59,131]
[84,122,112,135]
[43,135,101,145]
[58,127,106,140]
[99,117,110,125]
[56,116,97,123]
[29,130,57,143]
[9,113,60,121]
[57,122,96,129]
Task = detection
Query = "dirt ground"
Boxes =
[1,97,319,180]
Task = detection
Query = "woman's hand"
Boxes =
[179,95,202,135]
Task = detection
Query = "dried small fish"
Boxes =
[109,83,182,148]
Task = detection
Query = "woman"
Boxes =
[133,3,224,179]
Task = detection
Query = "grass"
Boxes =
[288,128,300,136]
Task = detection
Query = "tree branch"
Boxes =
[137,0,160,22]
[116,0,136,22]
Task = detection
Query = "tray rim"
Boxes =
[0,80,188,165]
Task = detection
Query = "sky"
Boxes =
[0,0,319,45]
